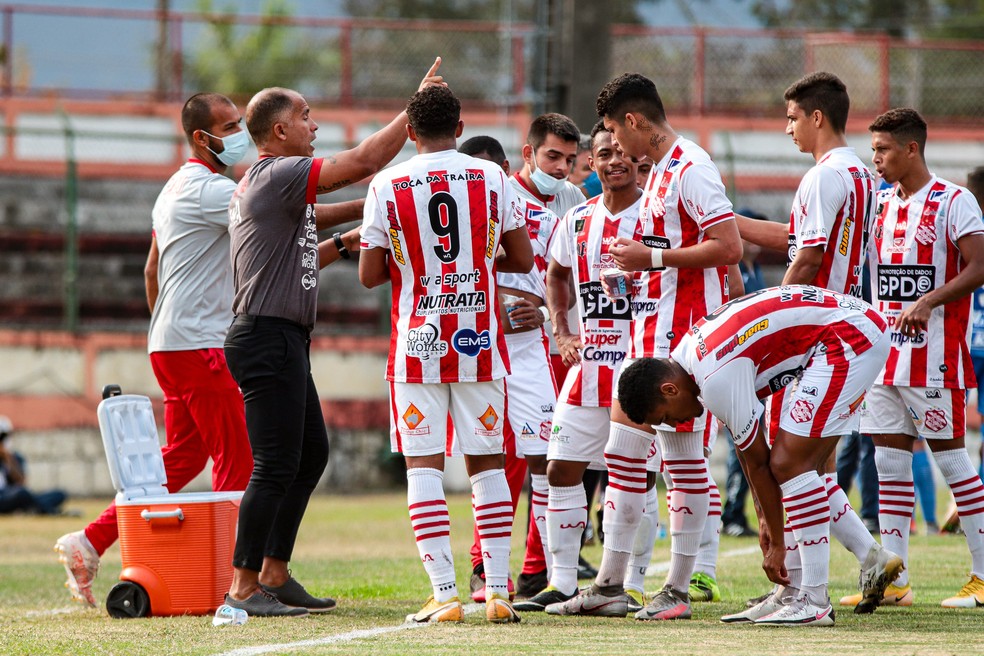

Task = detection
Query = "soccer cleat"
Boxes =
[745,588,775,608]
[839,583,913,609]
[853,544,905,614]
[224,591,309,617]
[754,594,834,626]
[721,587,796,623]
[261,575,336,612]
[626,588,646,613]
[515,568,547,599]
[486,592,521,623]
[406,595,464,623]
[689,572,721,602]
[545,588,629,617]
[54,530,100,607]
[513,586,576,612]
[941,574,984,608]
[635,584,691,621]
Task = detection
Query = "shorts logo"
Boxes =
[923,408,947,432]
[791,399,815,423]
[452,328,492,356]
[539,421,551,442]
[801,386,818,397]
[520,423,536,440]
[403,403,425,430]
[476,404,500,436]
[925,389,942,399]
[848,393,865,414]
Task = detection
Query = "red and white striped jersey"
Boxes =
[550,196,641,406]
[497,194,560,299]
[360,149,526,384]
[869,176,984,388]
[787,147,876,296]
[629,137,735,358]
[673,285,888,450]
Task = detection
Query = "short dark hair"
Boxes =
[181,92,232,145]
[459,135,506,167]
[245,87,295,145]
[783,71,850,134]
[967,166,984,206]
[869,107,927,158]
[596,73,667,124]
[590,119,608,141]
[526,113,580,151]
[616,358,675,425]
[407,85,460,140]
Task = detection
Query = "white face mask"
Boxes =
[529,152,567,196]
[203,129,250,166]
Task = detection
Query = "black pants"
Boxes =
[225,315,330,572]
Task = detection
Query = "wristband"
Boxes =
[650,247,663,269]
[333,232,350,259]
[539,306,550,324]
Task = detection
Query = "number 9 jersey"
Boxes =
[361,149,527,384]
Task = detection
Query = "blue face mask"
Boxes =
[203,129,250,166]
[529,154,568,196]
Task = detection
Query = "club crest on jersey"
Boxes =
[406,324,449,361]
[914,223,937,246]
[476,404,500,436]
[452,328,492,356]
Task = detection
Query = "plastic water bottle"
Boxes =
[212,604,248,626]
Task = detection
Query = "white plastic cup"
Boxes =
[501,293,524,328]
[601,268,629,298]
[212,604,248,626]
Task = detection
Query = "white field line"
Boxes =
[24,606,86,618]
[213,546,758,656]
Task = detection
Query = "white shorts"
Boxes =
[778,335,890,439]
[860,384,966,439]
[389,380,505,457]
[503,329,557,458]
[547,403,611,471]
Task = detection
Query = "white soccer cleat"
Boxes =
[754,593,834,626]
[54,530,100,607]
[721,586,795,623]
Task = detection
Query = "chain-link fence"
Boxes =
[2,6,984,120]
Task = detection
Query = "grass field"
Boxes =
[2,493,983,655]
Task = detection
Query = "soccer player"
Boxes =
[547,72,742,620]
[514,122,643,612]
[618,284,894,626]
[734,72,898,618]
[861,108,984,609]
[359,85,533,624]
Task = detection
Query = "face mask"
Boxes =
[203,129,250,166]
[529,154,567,196]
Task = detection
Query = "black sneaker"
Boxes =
[513,586,576,612]
[516,568,547,599]
[224,591,309,617]
[577,555,598,580]
[260,576,336,613]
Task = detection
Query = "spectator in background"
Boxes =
[0,416,66,515]
[571,133,601,198]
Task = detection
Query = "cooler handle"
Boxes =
[140,508,184,521]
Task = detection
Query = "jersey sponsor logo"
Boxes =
[787,233,797,264]
[641,235,670,271]
[582,345,626,365]
[486,191,499,259]
[579,281,632,320]
[416,291,487,315]
[476,404,500,436]
[385,201,406,265]
[406,324,449,361]
[714,319,769,359]
[630,299,659,315]
[890,330,926,346]
[877,264,934,302]
[301,273,317,290]
[769,367,803,393]
[419,268,482,288]
[452,328,492,356]
[791,399,815,423]
[838,213,855,256]
[923,407,947,432]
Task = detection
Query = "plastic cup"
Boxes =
[501,293,524,328]
[212,604,248,626]
[601,268,629,298]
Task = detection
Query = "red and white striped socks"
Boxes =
[407,467,457,602]
[781,471,830,603]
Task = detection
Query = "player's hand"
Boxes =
[599,270,632,300]
[609,237,658,272]
[894,298,931,339]
[417,57,446,92]
[762,545,790,586]
[555,332,584,367]
[505,298,540,327]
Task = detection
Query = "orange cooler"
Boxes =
[97,390,243,618]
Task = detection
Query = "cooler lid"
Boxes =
[97,394,168,499]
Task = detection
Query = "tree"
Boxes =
[184,0,340,100]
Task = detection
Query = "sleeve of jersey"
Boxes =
[200,176,238,231]
[701,361,763,452]
[549,210,573,268]
[360,183,389,250]
[795,166,843,249]
[679,162,735,230]
[502,179,526,231]
[947,190,984,243]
